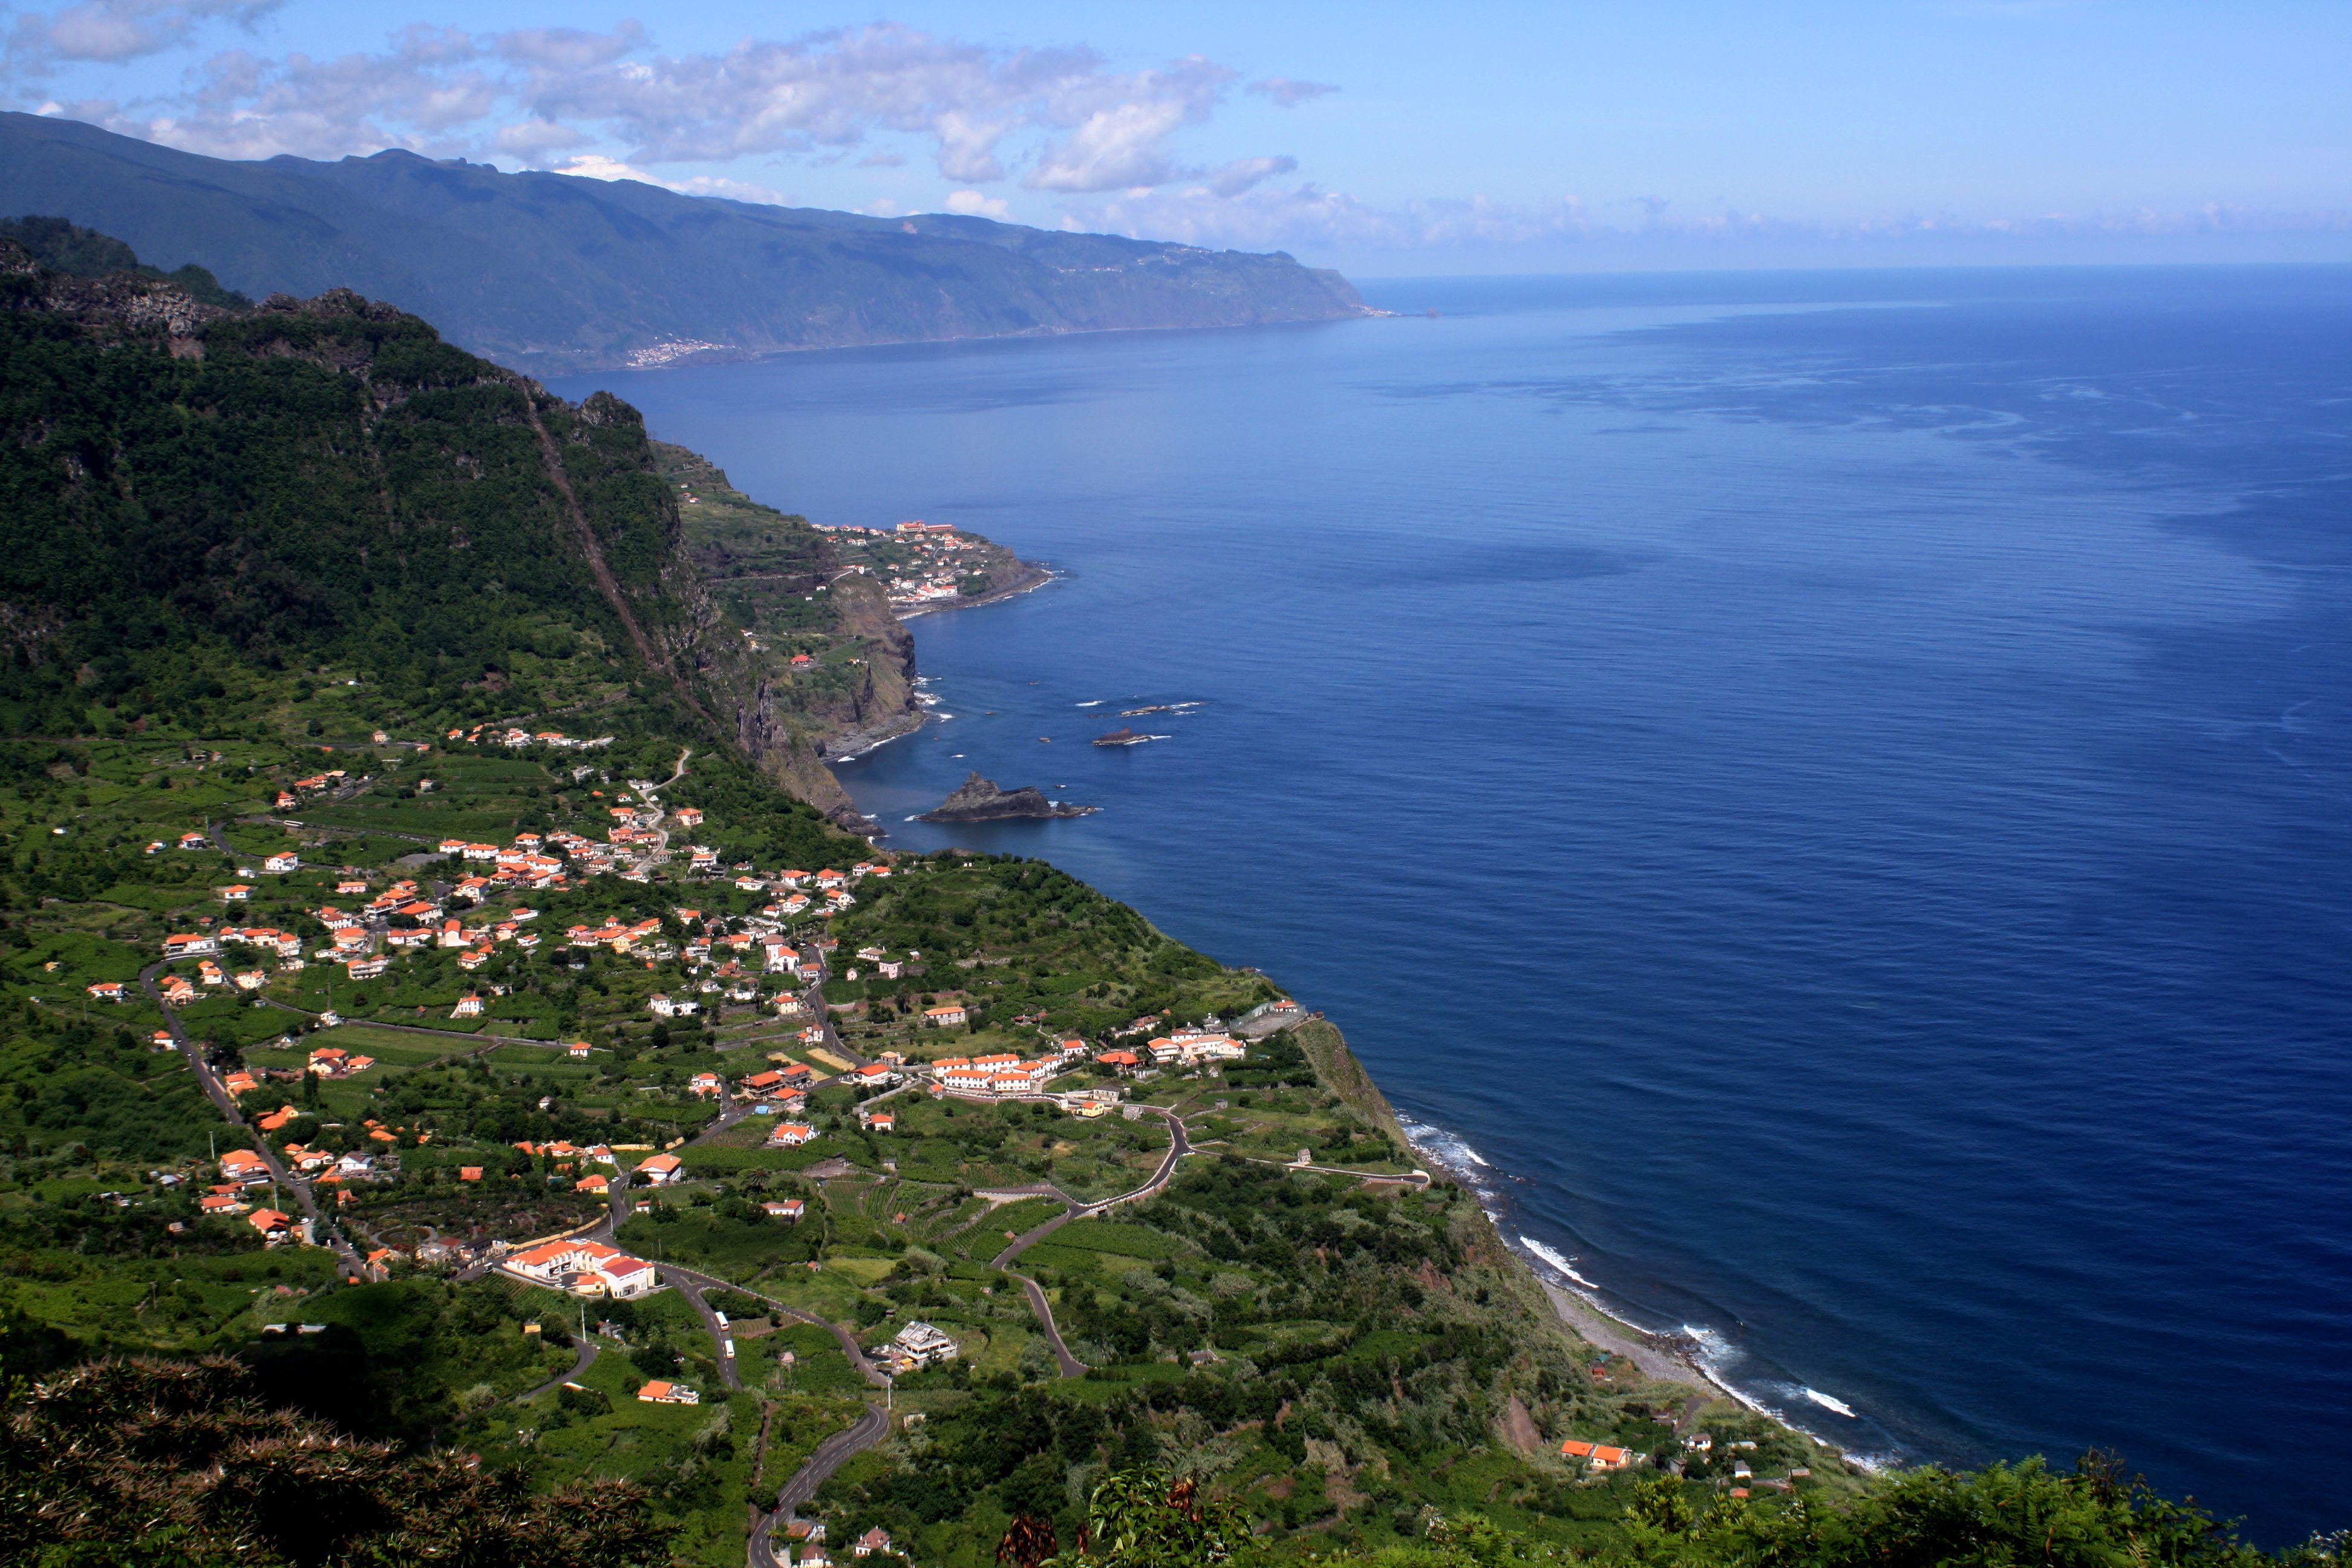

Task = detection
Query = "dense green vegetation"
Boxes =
[0,231,2330,1568]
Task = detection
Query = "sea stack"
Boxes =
[915,772,1099,823]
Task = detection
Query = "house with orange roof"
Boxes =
[636,1152,684,1184]
[636,1380,698,1405]
[577,1172,611,1195]
[85,981,125,1002]
[923,1004,968,1028]
[247,1208,294,1244]
[1560,1440,1635,1471]
[200,1192,249,1215]
[765,1122,816,1148]
[763,1198,805,1221]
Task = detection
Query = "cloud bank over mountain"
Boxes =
[4,0,2345,268]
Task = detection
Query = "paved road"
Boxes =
[669,1274,744,1390]
[1240,1156,1432,1189]
[1008,1269,1087,1378]
[748,1402,890,1568]
[515,1338,599,1404]
[139,958,364,1279]
[981,1100,1197,1377]
[653,1259,889,1388]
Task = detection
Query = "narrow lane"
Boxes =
[748,1402,890,1568]
[140,956,362,1278]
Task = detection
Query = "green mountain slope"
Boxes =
[0,112,1370,375]
[0,229,887,829]
[0,233,2324,1568]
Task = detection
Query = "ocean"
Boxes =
[555,264,2352,1541]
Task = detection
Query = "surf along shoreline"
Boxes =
[828,554,1857,1475]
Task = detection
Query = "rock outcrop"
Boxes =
[916,773,1098,823]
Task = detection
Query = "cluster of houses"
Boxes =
[830,520,993,610]
[270,769,348,810]
[1142,1029,1248,1067]
[305,1044,377,1078]
[447,723,615,751]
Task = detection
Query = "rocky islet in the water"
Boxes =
[915,771,1099,822]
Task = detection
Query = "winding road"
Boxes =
[748,1402,890,1568]
[979,1099,1197,1377]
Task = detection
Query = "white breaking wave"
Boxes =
[1518,1235,1598,1289]
[1803,1388,1858,1418]
[1397,1115,1489,1168]
[1076,700,1103,707]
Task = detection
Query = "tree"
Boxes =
[1042,1469,1243,1568]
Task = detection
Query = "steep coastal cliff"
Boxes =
[0,112,1372,376]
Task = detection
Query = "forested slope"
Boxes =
[0,112,1371,375]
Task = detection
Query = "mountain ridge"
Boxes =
[0,112,1370,374]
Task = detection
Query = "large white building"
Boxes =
[503,1238,659,1298]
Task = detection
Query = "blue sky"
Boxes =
[5,0,2347,270]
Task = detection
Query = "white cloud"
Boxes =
[494,118,584,157]
[548,152,791,206]
[7,0,278,71]
[549,152,653,182]
[1206,154,1295,198]
[942,188,1009,218]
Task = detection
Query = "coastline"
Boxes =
[1396,1111,1872,1466]
[837,544,1840,1469]
[1395,1119,1738,1403]
[893,560,1059,620]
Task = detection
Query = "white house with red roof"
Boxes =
[505,1237,661,1298]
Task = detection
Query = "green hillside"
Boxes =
[0,234,2327,1568]
[0,112,1370,376]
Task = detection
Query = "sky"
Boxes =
[4,0,2347,272]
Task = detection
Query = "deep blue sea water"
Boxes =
[557,266,2352,1541]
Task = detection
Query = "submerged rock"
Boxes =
[915,772,1099,823]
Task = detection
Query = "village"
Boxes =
[3,713,1808,1568]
